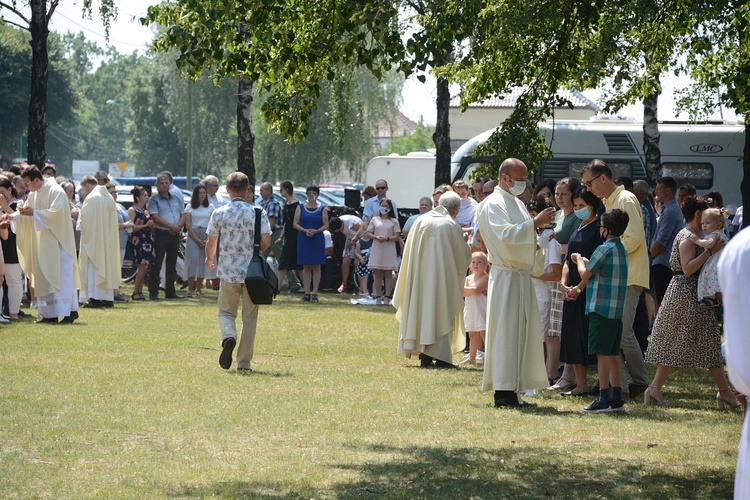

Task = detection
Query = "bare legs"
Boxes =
[301,265,321,295]
[468,330,486,362]
[133,262,148,296]
[338,257,352,293]
[544,337,561,382]
[646,365,739,408]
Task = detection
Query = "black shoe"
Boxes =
[102,301,114,308]
[113,295,129,303]
[60,311,79,324]
[418,353,434,368]
[561,390,588,397]
[34,317,58,324]
[494,390,518,407]
[149,294,159,301]
[164,293,184,299]
[434,360,458,369]
[237,367,252,373]
[628,384,648,398]
[219,337,236,370]
[82,299,102,309]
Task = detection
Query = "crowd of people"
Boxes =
[3,161,745,402]
[1,158,746,495]
[383,159,746,418]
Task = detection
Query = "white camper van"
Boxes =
[364,152,437,213]
[365,120,745,213]
[452,120,746,207]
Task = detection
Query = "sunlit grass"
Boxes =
[0,288,742,498]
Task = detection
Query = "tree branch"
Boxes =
[0,1,31,26]
[47,0,61,24]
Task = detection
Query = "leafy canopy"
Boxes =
[144,0,409,142]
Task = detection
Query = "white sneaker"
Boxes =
[476,350,485,360]
[0,316,9,323]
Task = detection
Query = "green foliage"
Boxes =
[144,0,408,143]
[254,67,403,184]
[380,121,435,155]
[0,25,77,164]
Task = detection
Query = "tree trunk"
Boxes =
[433,74,451,187]
[236,77,255,184]
[642,88,661,185]
[27,0,49,167]
[432,42,452,188]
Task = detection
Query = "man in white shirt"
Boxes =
[354,179,398,242]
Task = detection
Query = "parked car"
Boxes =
[114,185,191,209]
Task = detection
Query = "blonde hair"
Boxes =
[702,207,725,229]
[471,251,490,273]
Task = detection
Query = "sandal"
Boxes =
[185,291,194,297]
[131,293,146,301]
[301,294,311,302]
[699,297,720,308]
[196,290,203,297]
[311,294,319,303]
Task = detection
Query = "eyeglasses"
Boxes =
[483,191,494,195]
[206,184,219,187]
[583,174,602,188]
[375,186,387,191]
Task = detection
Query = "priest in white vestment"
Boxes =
[394,191,471,368]
[9,166,79,324]
[477,158,557,407]
[717,227,750,499]
[77,183,121,306]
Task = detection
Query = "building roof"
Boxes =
[373,111,418,139]
[449,88,600,111]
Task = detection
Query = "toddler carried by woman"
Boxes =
[689,207,727,307]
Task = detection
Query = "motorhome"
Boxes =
[452,120,746,207]
[366,120,745,213]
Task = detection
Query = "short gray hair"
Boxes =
[438,191,461,212]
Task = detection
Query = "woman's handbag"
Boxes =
[244,207,278,304]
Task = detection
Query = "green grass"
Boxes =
[0,289,742,498]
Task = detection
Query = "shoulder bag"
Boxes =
[244,207,278,304]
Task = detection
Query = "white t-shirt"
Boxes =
[339,214,363,239]
[532,236,562,300]
[186,204,215,228]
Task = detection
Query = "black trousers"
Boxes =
[651,264,673,305]
[148,230,180,296]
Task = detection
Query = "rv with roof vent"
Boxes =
[451,120,745,207]
[366,120,744,215]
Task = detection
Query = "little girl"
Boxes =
[463,251,489,364]
[355,236,373,300]
[689,207,727,307]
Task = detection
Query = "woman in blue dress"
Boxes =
[293,185,329,303]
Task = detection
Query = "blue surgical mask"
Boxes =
[574,207,591,220]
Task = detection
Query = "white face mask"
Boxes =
[507,179,526,197]
[379,207,390,215]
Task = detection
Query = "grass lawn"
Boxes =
[0,289,742,498]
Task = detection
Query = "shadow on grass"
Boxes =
[229,369,294,378]
[167,443,734,498]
